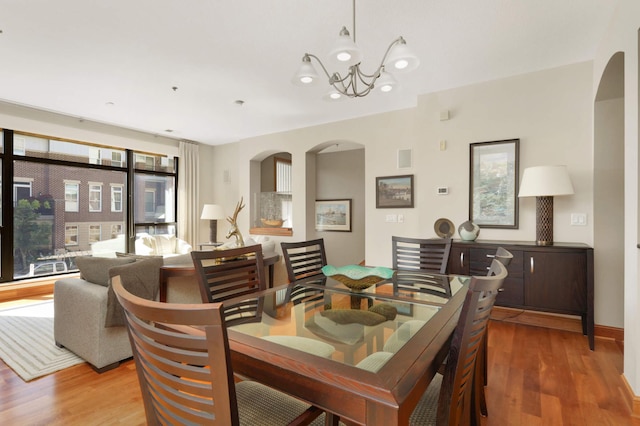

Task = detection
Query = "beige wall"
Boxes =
[314,149,366,266]
[593,0,640,394]
[208,61,598,309]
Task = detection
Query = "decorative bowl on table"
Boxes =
[321,264,394,291]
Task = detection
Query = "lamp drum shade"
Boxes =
[518,165,574,197]
[200,204,226,220]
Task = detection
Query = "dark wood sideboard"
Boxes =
[447,239,594,350]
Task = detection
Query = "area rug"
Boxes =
[0,300,85,381]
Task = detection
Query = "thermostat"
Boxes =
[437,187,449,195]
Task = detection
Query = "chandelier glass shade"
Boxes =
[293,1,419,100]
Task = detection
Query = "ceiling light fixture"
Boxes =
[292,0,419,100]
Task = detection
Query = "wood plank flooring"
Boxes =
[0,300,637,425]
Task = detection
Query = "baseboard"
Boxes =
[621,374,640,417]
[491,306,624,343]
[595,324,624,343]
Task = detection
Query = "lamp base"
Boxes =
[209,219,218,244]
[535,196,554,246]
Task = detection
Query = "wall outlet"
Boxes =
[570,213,587,226]
[398,214,404,223]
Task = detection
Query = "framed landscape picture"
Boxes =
[376,175,414,208]
[315,199,352,232]
[469,139,519,228]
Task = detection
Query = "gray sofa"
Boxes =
[54,255,191,372]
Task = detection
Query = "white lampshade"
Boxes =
[518,165,575,197]
[292,56,320,86]
[375,69,397,93]
[329,27,362,65]
[385,38,420,73]
[322,86,346,101]
[200,204,226,220]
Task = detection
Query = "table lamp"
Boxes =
[200,204,226,243]
[518,165,574,246]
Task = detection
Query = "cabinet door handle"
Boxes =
[530,256,535,274]
[486,254,496,258]
[460,252,465,269]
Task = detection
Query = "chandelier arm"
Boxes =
[304,53,334,81]
[378,37,405,66]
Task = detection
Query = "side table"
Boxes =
[198,242,223,250]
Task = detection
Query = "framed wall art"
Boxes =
[315,199,352,232]
[376,175,414,208]
[469,139,519,228]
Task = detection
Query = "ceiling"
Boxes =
[0,0,618,146]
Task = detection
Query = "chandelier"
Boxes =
[292,0,419,100]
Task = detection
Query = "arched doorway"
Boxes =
[594,52,625,329]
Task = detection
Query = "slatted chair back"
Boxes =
[494,246,514,268]
[437,259,507,425]
[191,244,265,326]
[393,271,453,299]
[113,277,322,426]
[392,236,452,274]
[112,276,239,425]
[281,239,328,283]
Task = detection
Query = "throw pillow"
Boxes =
[76,256,136,286]
[105,257,164,327]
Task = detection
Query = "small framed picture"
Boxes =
[376,175,414,208]
[315,199,352,232]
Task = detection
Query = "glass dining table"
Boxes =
[222,271,471,426]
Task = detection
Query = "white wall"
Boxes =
[593,0,640,395]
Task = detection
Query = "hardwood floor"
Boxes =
[0,302,637,425]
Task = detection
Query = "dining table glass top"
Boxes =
[227,271,470,371]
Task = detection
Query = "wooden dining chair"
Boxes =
[281,238,328,283]
[392,236,452,274]
[475,247,514,420]
[409,259,508,426]
[191,244,266,326]
[111,276,323,426]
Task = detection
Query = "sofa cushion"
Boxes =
[154,234,176,255]
[105,257,164,327]
[76,256,136,286]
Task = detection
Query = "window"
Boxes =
[111,152,123,167]
[89,147,101,165]
[65,182,79,212]
[89,225,101,243]
[275,157,292,192]
[111,185,123,212]
[110,224,123,238]
[144,189,156,217]
[13,180,32,205]
[6,130,176,281]
[65,225,78,246]
[89,183,102,212]
[13,137,26,155]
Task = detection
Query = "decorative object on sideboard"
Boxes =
[292,0,419,100]
[434,218,455,238]
[518,165,575,246]
[225,197,245,247]
[458,220,480,241]
[200,204,225,243]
